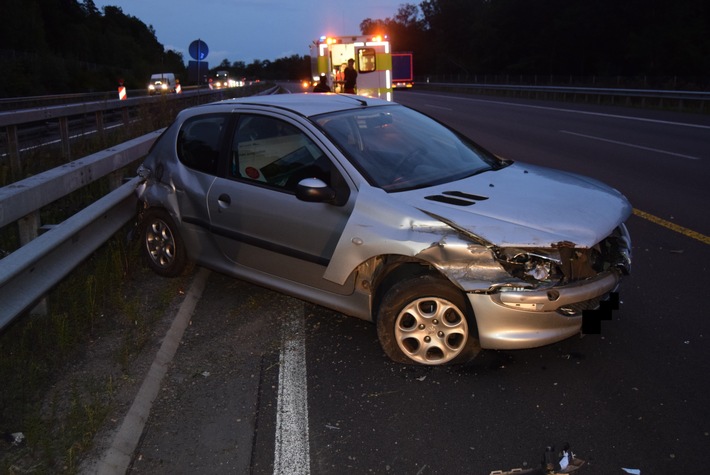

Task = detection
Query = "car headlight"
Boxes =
[493,228,630,286]
[494,248,562,284]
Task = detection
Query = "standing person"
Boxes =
[312,75,331,93]
[344,58,357,94]
[335,64,346,92]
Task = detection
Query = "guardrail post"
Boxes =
[95,110,105,137]
[108,170,123,190]
[59,116,71,159]
[18,211,40,245]
[18,210,48,315]
[6,125,21,177]
[121,107,130,127]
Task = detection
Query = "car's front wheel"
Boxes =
[376,274,481,365]
[141,209,187,277]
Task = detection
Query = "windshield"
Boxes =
[314,105,502,191]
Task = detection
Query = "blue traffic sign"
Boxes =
[189,39,209,61]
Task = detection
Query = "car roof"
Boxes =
[200,93,393,118]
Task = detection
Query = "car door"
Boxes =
[206,112,357,293]
[173,113,226,226]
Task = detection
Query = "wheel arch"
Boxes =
[139,206,190,277]
[366,256,475,327]
[374,268,481,364]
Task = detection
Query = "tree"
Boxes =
[361,4,432,72]
[415,0,709,78]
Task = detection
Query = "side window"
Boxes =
[358,48,376,73]
[176,115,227,174]
[230,115,331,191]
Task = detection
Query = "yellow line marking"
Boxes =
[633,208,710,245]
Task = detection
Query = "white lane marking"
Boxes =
[94,267,210,474]
[560,130,702,160]
[418,92,710,130]
[273,307,310,475]
[424,104,453,111]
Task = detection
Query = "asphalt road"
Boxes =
[93,89,710,475]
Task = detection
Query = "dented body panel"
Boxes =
[323,179,630,349]
[470,271,620,349]
[324,164,632,284]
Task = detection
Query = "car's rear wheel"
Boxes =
[141,209,187,277]
[376,274,480,365]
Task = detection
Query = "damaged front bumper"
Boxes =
[469,270,621,350]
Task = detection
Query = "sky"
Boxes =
[92,0,407,66]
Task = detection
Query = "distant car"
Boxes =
[213,70,232,89]
[148,73,176,95]
[135,94,632,365]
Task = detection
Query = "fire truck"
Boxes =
[310,34,393,101]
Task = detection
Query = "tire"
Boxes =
[376,274,480,365]
[141,209,187,277]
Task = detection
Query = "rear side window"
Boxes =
[177,115,228,174]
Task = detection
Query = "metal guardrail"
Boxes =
[0,178,140,326]
[0,84,280,329]
[0,87,235,173]
[0,132,161,229]
[420,81,710,99]
[415,82,710,111]
[0,132,161,329]
[0,86,231,121]
[0,85,210,111]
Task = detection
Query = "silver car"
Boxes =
[136,93,632,365]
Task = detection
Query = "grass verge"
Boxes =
[0,225,191,474]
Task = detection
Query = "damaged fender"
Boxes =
[322,186,501,287]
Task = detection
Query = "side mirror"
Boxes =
[296,178,336,203]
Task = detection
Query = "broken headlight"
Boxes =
[493,226,631,286]
[494,248,563,284]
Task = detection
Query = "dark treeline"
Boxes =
[1,0,186,95]
[1,0,708,97]
[0,0,310,96]
[365,0,709,83]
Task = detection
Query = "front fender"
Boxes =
[323,187,505,287]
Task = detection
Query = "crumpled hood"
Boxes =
[398,162,632,248]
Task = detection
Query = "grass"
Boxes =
[0,98,195,474]
[0,230,190,474]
